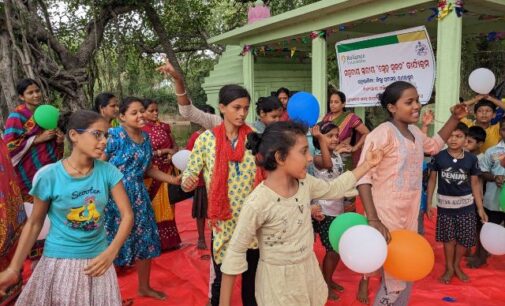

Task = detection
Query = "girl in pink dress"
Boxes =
[356,81,468,306]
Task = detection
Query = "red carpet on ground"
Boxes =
[22,198,505,305]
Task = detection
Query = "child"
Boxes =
[218,121,387,306]
[461,98,503,153]
[94,92,120,127]
[104,97,181,300]
[252,96,283,133]
[181,85,260,306]
[465,126,487,158]
[187,105,216,250]
[427,123,488,284]
[356,81,468,305]
[0,110,134,305]
[311,121,355,301]
[473,118,505,268]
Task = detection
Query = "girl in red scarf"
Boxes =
[181,85,260,306]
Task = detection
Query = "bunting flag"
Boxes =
[290,47,297,58]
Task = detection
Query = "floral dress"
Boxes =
[104,126,161,266]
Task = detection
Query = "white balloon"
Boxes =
[172,149,191,171]
[468,68,496,94]
[339,225,388,274]
[23,202,51,240]
[480,222,505,255]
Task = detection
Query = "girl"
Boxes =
[276,87,291,121]
[104,97,180,300]
[181,85,260,306]
[186,105,216,250]
[142,98,181,251]
[3,78,64,202]
[94,92,120,127]
[0,137,25,305]
[253,96,283,133]
[356,81,468,305]
[0,110,134,305]
[311,121,356,301]
[218,121,387,306]
[323,87,370,168]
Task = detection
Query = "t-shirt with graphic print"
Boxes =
[430,149,480,215]
[30,160,123,259]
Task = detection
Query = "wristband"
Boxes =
[175,91,187,97]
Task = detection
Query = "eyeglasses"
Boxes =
[75,129,109,141]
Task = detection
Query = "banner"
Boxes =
[336,26,435,107]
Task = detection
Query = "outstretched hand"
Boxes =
[364,134,394,168]
[422,109,434,126]
[0,268,19,296]
[156,57,181,80]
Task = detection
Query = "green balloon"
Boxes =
[34,105,59,130]
[329,212,368,252]
[499,187,505,212]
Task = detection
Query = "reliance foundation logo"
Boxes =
[341,53,366,65]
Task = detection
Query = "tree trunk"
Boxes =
[0,30,19,125]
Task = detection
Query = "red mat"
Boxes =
[23,198,505,305]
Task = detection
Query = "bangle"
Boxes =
[175,91,187,97]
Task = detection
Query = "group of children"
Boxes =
[0,58,503,306]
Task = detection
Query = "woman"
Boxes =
[0,138,26,306]
[276,87,291,121]
[142,98,181,250]
[94,92,120,127]
[323,88,370,168]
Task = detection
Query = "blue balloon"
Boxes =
[287,92,320,127]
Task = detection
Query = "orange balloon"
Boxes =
[383,230,434,281]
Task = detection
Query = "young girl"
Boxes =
[104,97,180,300]
[186,105,216,250]
[142,98,180,251]
[253,96,283,133]
[218,121,387,306]
[181,85,260,306]
[311,121,356,301]
[0,110,134,305]
[356,81,468,305]
[94,92,120,128]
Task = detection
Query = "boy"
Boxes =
[465,126,487,158]
[474,118,505,268]
[462,97,505,153]
[427,123,488,284]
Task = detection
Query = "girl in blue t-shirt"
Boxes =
[0,110,134,305]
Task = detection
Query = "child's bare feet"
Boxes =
[329,280,344,292]
[328,287,340,301]
[439,269,454,284]
[357,278,369,304]
[138,287,166,300]
[454,267,469,282]
[197,239,207,250]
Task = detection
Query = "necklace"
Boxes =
[66,158,92,176]
[448,150,464,163]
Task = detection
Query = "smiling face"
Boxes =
[219,97,250,128]
[119,101,146,129]
[387,87,421,124]
[69,119,109,159]
[19,84,42,109]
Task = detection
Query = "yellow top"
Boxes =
[182,129,257,264]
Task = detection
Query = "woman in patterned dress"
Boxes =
[141,98,181,250]
[0,137,26,305]
[104,97,180,300]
